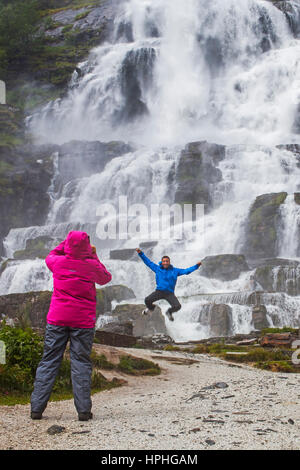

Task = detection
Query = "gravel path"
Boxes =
[0,347,300,450]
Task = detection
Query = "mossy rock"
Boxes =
[200,254,249,281]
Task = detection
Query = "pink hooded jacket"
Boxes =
[45,231,112,328]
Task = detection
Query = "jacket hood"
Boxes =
[158,261,173,270]
[64,231,93,259]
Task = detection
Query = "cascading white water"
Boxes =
[28,0,300,146]
[3,0,300,339]
[278,193,300,258]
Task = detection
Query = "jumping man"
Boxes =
[136,248,202,321]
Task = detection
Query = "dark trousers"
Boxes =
[145,289,182,314]
[31,323,95,414]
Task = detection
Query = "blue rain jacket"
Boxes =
[138,251,199,293]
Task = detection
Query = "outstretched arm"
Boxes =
[136,248,158,273]
[86,251,112,285]
[176,261,201,276]
[45,240,66,272]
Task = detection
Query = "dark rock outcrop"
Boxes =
[253,259,300,296]
[116,48,156,122]
[197,303,233,337]
[0,143,56,256]
[94,330,137,348]
[242,192,288,260]
[174,141,225,212]
[200,254,249,281]
[271,1,300,38]
[96,285,135,317]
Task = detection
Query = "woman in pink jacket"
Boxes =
[30,231,112,421]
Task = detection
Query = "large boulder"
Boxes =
[242,192,288,260]
[252,305,269,330]
[96,285,136,318]
[197,303,233,337]
[200,254,249,281]
[110,303,168,337]
[174,141,225,212]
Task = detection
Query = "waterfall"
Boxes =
[2,0,300,340]
[28,0,300,147]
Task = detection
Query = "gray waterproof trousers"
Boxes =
[31,323,95,414]
[145,289,182,314]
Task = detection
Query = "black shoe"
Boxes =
[166,310,174,322]
[31,411,43,420]
[78,412,93,421]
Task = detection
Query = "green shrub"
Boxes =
[0,321,43,373]
[90,350,114,370]
[117,355,161,376]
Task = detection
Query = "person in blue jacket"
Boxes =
[136,248,202,321]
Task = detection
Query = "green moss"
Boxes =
[261,327,298,335]
[75,11,89,20]
[163,344,181,351]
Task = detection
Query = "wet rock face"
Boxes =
[242,192,288,260]
[0,143,56,257]
[116,48,156,123]
[0,139,133,256]
[174,141,225,212]
[200,254,249,281]
[13,235,55,260]
[197,303,233,337]
[271,1,300,38]
[0,291,52,328]
[253,259,300,296]
[47,0,124,43]
[57,140,133,185]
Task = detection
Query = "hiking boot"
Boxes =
[31,411,43,420]
[78,412,93,421]
[166,310,174,322]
